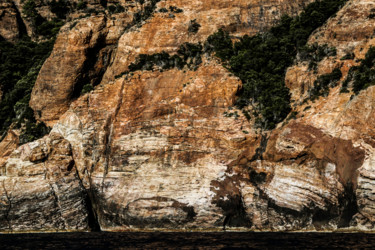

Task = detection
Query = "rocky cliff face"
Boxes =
[0,0,21,42]
[1,0,375,232]
[0,0,136,42]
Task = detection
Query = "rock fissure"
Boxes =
[250,133,269,161]
[75,166,101,232]
[47,181,66,230]
[12,1,27,39]
[1,180,12,231]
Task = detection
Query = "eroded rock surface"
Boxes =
[1,0,375,232]
[0,0,21,42]
[0,133,89,232]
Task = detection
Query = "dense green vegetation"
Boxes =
[116,43,203,78]
[107,4,125,14]
[116,0,346,129]
[341,46,375,94]
[22,0,66,38]
[0,38,53,142]
[298,43,336,70]
[49,0,69,19]
[309,68,342,100]
[0,0,73,142]
[206,0,347,129]
[130,0,161,26]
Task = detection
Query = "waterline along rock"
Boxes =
[1,0,375,232]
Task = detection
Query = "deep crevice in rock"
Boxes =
[48,182,66,229]
[85,187,101,232]
[71,30,113,99]
[12,1,28,39]
[251,133,269,161]
[337,184,358,228]
[249,170,267,186]
[74,167,101,232]
[2,181,12,231]
[217,195,252,230]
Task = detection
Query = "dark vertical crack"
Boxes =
[12,1,28,39]
[43,160,66,230]
[47,182,66,229]
[337,183,358,228]
[74,166,101,231]
[2,181,12,231]
[103,78,126,180]
[218,195,252,230]
[251,133,269,161]
[71,17,112,99]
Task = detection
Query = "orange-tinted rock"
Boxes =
[2,0,375,232]
[0,130,19,173]
[30,14,133,126]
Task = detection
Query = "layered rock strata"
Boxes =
[0,133,89,232]
[1,0,375,232]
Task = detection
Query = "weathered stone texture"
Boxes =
[0,0,20,42]
[1,0,375,232]
[0,134,89,232]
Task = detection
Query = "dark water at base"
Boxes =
[1,232,375,249]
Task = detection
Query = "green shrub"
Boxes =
[77,0,87,10]
[23,0,47,29]
[298,43,336,70]
[188,19,201,33]
[107,4,125,14]
[340,47,375,94]
[206,0,347,129]
[341,52,355,60]
[349,46,375,94]
[36,18,64,38]
[169,6,183,13]
[23,0,66,38]
[309,68,342,100]
[125,42,202,75]
[49,0,69,19]
[127,0,160,28]
[81,84,94,94]
[0,39,53,140]
[0,16,58,141]
[205,29,233,62]
[159,8,168,13]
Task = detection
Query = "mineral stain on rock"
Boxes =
[1,0,375,233]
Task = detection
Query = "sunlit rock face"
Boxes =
[0,133,89,232]
[1,0,375,232]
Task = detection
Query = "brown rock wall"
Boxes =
[2,0,375,232]
[0,133,89,232]
[0,0,20,42]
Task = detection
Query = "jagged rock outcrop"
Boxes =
[0,133,89,232]
[1,0,375,232]
[30,13,134,126]
[1,0,140,42]
[0,0,22,42]
[30,0,314,126]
